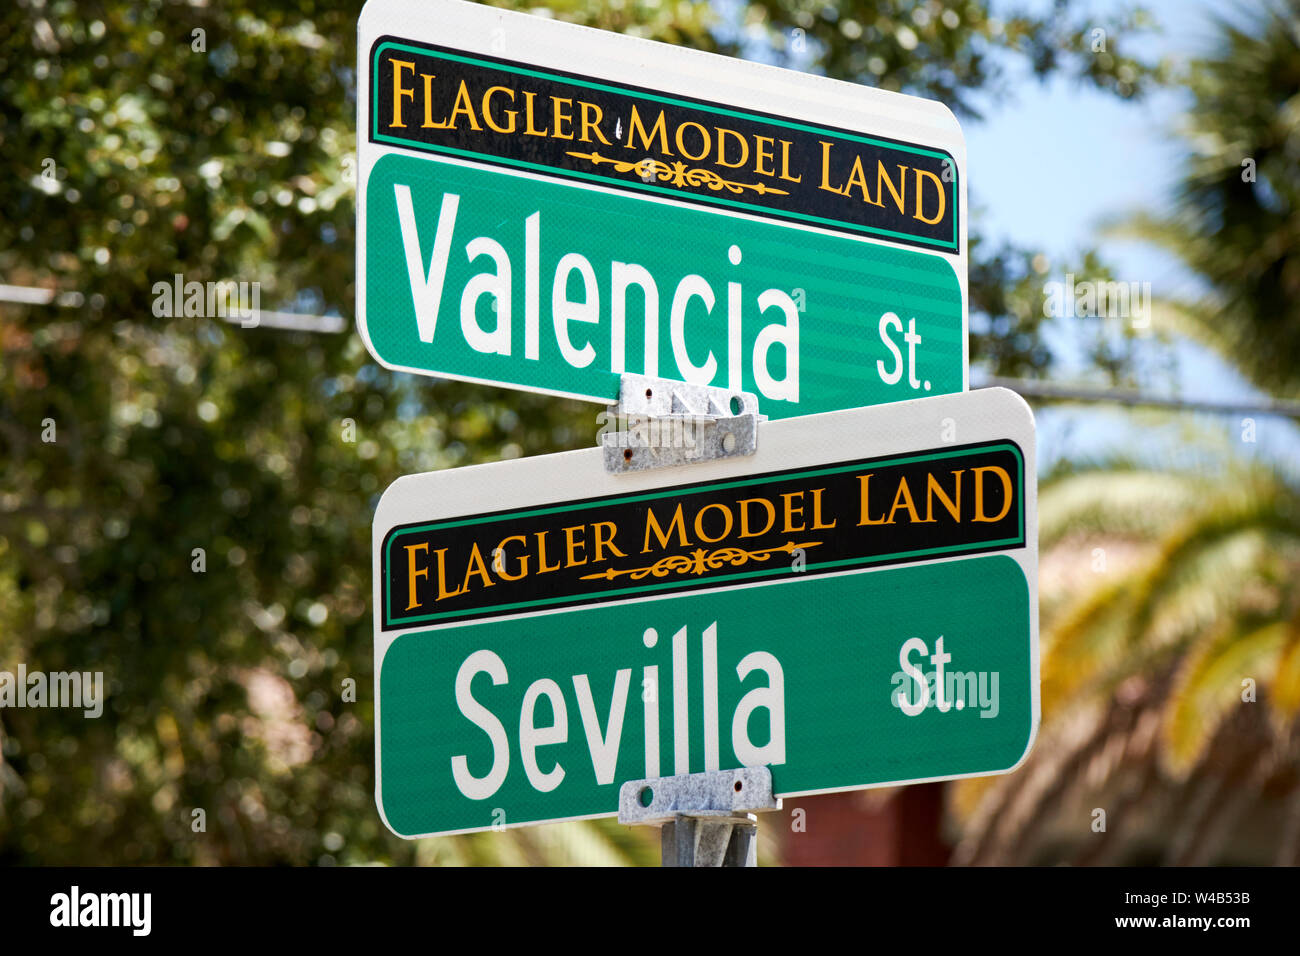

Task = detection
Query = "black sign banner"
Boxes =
[381,441,1023,630]
[369,36,959,253]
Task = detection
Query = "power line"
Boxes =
[979,377,1300,420]
[5,282,1297,417]
[0,282,346,333]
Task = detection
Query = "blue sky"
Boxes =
[966,0,1204,272]
[962,0,1300,475]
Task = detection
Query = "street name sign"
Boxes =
[373,388,1037,837]
[357,0,968,419]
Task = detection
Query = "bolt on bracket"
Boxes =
[618,767,781,867]
[602,373,766,473]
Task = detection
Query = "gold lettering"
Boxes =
[843,155,873,203]
[914,169,946,224]
[535,531,561,573]
[755,135,776,176]
[404,542,428,610]
[461,542,494,591]
[781,491,806,533]
[809,488,836,529]
[592,521,626,560]
[857,474,888,525]
[420,73,450,129]
[695,503,733,544]
[738,497,776,538]
[523,91,549,137]
[644,503,690,552]
[579,101,611,145]
[495,535,528,581]
[481,85,517,134]
[552,96,574,140]
[877,162,907,214]
[626,105,671,155]
[972,466,1013,522]
[818,141,845,195]
[925,471,963,523]
[434,547,465,601]
[675,121,711,162]
[447,80,482,131]
[886,477,921,524]
[563,524,587,566]
[716,128,749,169]
[778,139,802,183]
[390,59,416,128]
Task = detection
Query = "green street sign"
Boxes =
[357,0,968,419]
[373,388,1038,838]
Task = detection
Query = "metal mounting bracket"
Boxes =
[602,373,766,473]
[618,767,781,867]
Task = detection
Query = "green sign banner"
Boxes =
[379,556,1031,837]
[373,389,1038,838]
[363,153,963,418]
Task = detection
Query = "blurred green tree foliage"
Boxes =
[0,0,1158,864]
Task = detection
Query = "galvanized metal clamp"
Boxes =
[618,767,781,867]
[601,373,766,473]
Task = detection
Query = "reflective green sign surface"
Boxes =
[362,153,963,419]
[379,555,1031,837]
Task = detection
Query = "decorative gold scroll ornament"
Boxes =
[566,151,790,197]
[581,540,821,583]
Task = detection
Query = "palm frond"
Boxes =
[1161,620,1289,775]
